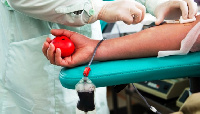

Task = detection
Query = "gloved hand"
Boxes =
[93,0,146,25]
[172,92,200,114]
[154,0,198,25]
[42,29,99,67]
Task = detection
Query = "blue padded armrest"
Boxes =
[59,52,200,89]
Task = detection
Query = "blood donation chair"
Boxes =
[59,52,200,90]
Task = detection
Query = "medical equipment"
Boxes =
[75,38,105,114]
[176,87,190,107]
[76,77,96,113]
[165,16,196,24]
[134,78,189,100]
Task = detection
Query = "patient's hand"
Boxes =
[42,29,98,67]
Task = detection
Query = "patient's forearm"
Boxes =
[95,15,200,61]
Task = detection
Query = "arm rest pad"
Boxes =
[59,52,200,89]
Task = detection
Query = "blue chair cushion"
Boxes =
[59,52,200,89]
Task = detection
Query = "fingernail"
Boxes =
[56,48,60,52]
[50,43,54,48]
[44,42,48,47]
[49,44,51,49]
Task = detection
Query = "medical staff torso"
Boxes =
[0,2,109,114]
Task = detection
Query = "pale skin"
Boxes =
[42,15,200,68]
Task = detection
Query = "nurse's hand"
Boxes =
[155,0,198,25]
[42,29,98,67]
[98,0,146,25]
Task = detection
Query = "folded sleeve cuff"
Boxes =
[55,0,106,25]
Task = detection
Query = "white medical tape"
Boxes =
[165,16,196,24]
[179,16,196,24]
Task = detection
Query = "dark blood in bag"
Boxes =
[77,91,95,112]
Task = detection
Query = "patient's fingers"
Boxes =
[42,42,49,58]
[55,48,64,66]
[50,29,75,39]
[42,38,52,58]
[47,43,56,64]
[46,37,52,43]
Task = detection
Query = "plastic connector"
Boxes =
[150,106,157,113]
[83,67,91,77]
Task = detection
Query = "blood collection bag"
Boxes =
[76,77,96,114]
[75,39,105,114]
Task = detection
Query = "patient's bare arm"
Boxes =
[43,15,200,67]
[95,15,200,61]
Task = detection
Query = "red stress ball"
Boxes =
[51,36,75,57]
